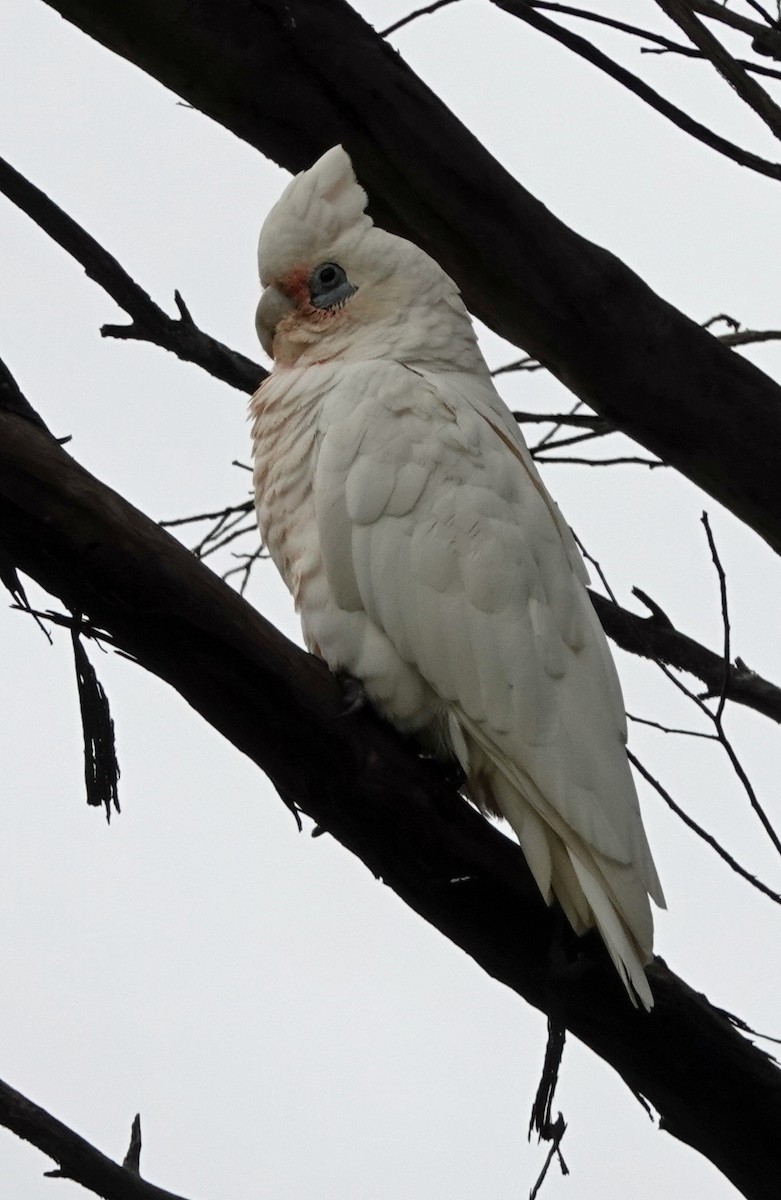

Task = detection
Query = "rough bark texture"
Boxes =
[1,405,780,1199]
[41,0,781,554]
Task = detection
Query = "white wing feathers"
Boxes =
[313,359,663,1006]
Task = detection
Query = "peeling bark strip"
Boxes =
[39,0,781,554]
[2,404,781,1199]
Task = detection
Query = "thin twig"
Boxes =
[628,751,781,907]
[655,0,781,141]
[492,355,544,375]
[490,1,781,180]
[519,3,781,81]
[574,536,618,605]
[160,500,254,529]
[703,313,742,333]
[701,512,731,721]
[197,520,258,561]
[529,427,611,454]
[380,0,462,37]
[223,544,268,595]
[635,556,781,862]
[627,713,718,740]
[534,455,666,467]
[535,401,585,451]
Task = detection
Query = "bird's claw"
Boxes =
[335,672,369,717]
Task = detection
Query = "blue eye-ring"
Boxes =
[309,262,357,310]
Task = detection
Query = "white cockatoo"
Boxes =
[250,146,664,1007]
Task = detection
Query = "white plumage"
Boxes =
[250,147,664,1007]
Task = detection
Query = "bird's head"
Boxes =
[255,146,482,371]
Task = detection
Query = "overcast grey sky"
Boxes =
[2,2,781,1197]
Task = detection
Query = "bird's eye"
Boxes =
[309,262,356,310]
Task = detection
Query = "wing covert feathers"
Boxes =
[306,359,664,1007]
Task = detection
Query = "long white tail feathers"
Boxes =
[500,774,654,1009]
[566,852,654,1010]
[455,723,655,1009]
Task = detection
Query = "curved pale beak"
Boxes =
[255,285,295,358]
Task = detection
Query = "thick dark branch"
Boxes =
[1,378,781,1199]
[656,0,781,140]
[590,589,781,724]
[0,1077,191,1200]
[0,155,265,395]
[38,0,781,556]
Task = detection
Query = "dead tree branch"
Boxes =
[690,1,781,58]
[627,752,781,908]
[491,0,781,179]
[0,1077,190,1200]
[516,2,781,81]
[655,0,781,141]
[0,155,265,395]
[588,590,781,725]
[1,370,781,1200]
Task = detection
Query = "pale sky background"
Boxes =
[2,2,781,1197]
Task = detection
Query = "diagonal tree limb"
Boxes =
[0,1077,191,1200]
[1,371,781,1200]
[518,2,781,81]
[491,0,781,178]
[590,590,781,725]
[689,1,772,38]
[36,0,781,558]
[0,154,265,394]
[655,0,781,140]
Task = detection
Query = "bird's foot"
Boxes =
[547,916,591,987]
[334,671,370,718]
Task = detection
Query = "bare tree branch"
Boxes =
[655,0,781,140]
[690,0,781,58]
[537,454,667,467]
[492,355,544,375]
[628,752,781,907]
[720,328,781,347]
[380,0,461,36]
[491,0,781,179]
[589,589,781,725]
[0,1077,191,1200]
[0,155,265,395]
[514,1,781,81]
[2,366,781,1199]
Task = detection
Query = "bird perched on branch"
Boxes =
[250,146,664,1007]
